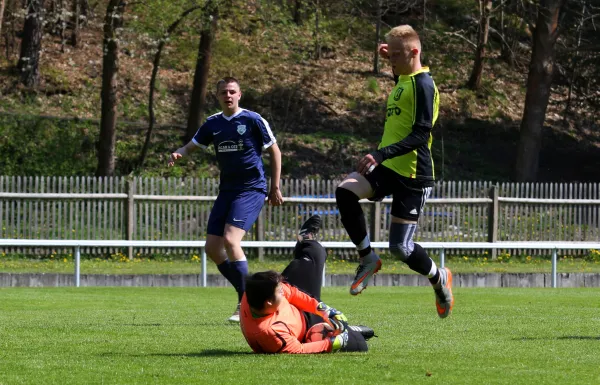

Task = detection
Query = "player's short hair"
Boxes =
[385,25,421,50]
[245,271,283,310]
[216,76,240,92]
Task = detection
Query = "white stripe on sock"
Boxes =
[428,260,438,278]
[357,235,370,251]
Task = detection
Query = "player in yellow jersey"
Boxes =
[335,25,453,318]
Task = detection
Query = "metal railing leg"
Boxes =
[201,247,207,288]
[74,246,81,287]
[551,248,557,288]
[440,248,445,268]
[322,263,326,288]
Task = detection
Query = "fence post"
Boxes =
[551,248,557,288]
[74,246,80,287]
[369,201,381,242]
[126,178,135,260]
[201,247,207,287]
[487,185,499,259]
[256,210,265,261]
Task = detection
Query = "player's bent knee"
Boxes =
[335,186,360,205]
[389,222,417,262]
[337,173,372,198]
[390,243,411,262]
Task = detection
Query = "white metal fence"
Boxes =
[1,177,600,260]
[1,239,599,289]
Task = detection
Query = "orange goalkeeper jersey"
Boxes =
[239,282,333,354]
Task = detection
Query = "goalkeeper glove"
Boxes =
[316,302,348,332]
[329,330,349,352]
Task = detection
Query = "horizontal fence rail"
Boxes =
[0,239,599,289]
[1,177,599,259]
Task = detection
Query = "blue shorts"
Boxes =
[206,189,266,236]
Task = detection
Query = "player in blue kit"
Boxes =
[168,77,284,322]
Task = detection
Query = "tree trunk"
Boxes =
[139,5,202,168]
[3,0,16,59]
[293,0,301,24]
[563,0,585,122]
[96,0,125,177]
[372,0,381,74]
[515,0,565,182]
[17,0,45,87]
[185,3,218,143]
[70,0,80,47]
[467,0,492,90]
[0,0,6,39]
[313,0,320,59]
[81,0,88,25]
[58,0,66,52]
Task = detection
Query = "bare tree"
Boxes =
[372,0,382,73]
[96,0,125,177]
[186,1,219,143]
[0,0,6,39]
[467,0,492,89]
[18,0,45,87]
[313,0,320,59]
[369,0,418,74]
[71,0,81,47]
[81,0,88,23]
[515,0,566,181]
[139,5,202,168]
[293,0,302,24]
[563,0,591,120]
[2,0,18,59]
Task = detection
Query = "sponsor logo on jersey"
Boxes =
[393,87,404,101]
[386,105,402,118]
[237,125,247,135]
[218,140,241,152]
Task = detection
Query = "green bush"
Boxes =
[0,113,98,175]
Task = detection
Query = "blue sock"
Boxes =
[230,260,249,303]
[217,260,234,286]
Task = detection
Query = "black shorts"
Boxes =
[365,165,433,221]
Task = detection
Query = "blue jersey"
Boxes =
[192,108,277,192]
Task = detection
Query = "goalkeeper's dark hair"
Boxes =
[245,270,283,310]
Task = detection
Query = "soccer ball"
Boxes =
[305,322,335,342]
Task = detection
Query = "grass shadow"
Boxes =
[155,349,253,357]
[98,349,251,358]
[514,336,600,341]
[557,336,600,341]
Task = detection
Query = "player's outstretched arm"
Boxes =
[266,143,283,206]
[167,142,199,167]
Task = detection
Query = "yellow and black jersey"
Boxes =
[371,67,439,183]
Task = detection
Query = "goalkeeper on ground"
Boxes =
[239,215,375,354]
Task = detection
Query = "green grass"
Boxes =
[0,287,598,384]
[1,253,600,274]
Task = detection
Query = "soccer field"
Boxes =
[0,287,598,385]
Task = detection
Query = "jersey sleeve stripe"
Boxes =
[411,77,417,126]
[261,117,277,149]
